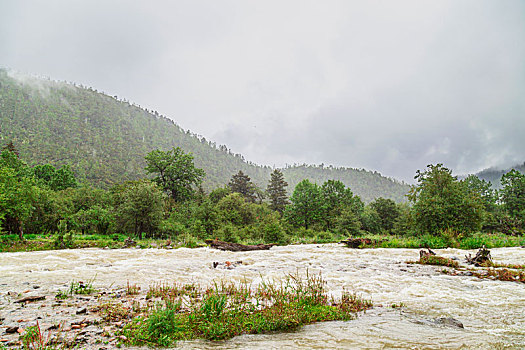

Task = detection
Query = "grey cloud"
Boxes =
[1,0,524,182]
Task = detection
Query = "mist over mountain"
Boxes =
[0,69,409,202]
[467,162,525,188]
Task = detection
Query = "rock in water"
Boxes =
[435,317,464,328]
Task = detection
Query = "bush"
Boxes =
[146,302,182,346]
[315,231,334,243]
[264,222,286,244]
[217,224,240,243]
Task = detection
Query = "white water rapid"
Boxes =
[1,245,523,349]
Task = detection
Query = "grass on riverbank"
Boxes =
[1,231,524,253]
[416,255,459,268]
[100,273,372,347]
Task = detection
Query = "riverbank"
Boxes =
[1,245,524,348]
[1,232,524,253]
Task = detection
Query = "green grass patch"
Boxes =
[113,273,371,347]
[417,255,459,268]
[56,277,97,299]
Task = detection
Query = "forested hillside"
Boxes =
[0,69,409,202]
[472,163,525,189]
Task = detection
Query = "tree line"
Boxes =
[0,68,409,202]
[1,143,524,246]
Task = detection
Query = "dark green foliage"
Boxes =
[145,147,205,202]
[334,207,362,236]
[286,179,324,230]
[113,180,165,238]
[461,175,496,211]
[266,169,289,213]
[408,164,484,237]
[360,206,381,235]
[500,169,525,218]
[146,302,182,347]
[369,197,400,234]
[0,148,34,238]
[264,222,287,244]
[228,171,257,202]
[321,179,362,231]
[33,164,77,191]
[0,69,408,202]
[208,186,231,204]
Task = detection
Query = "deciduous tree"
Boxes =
[145,147,205,203]
[408,164,483,236]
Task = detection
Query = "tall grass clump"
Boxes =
[119,272,371,347]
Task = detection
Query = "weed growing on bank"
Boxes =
[55,277,97,299]
[98,273,372,347]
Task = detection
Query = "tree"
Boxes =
[33,164,77,191]
[216,193,256,227]
[369,197,400,233]
[500,169,525,218]
[286,179,323,229]
[408,164,483,236]
[266,169,289,213]
[228,171,256,202]
[320,179,362,230]
[113,180,165,238]
[0,148,34,239]
[145,147,205,203]
[461,175,496,212]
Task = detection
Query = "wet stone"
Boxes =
[435,317,464,328]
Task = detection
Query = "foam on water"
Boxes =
[1,245,523,348]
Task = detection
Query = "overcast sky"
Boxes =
[1,0,524,182]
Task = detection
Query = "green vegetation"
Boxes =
[1,143,524,250]
[266,169,290,213]
[0,69,409,202]
[56,277,97,299]
[103,273,372,347]
[417,255,459,268]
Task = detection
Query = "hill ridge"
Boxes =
[0,68,409,202]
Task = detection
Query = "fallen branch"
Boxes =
[340,238,383,248]
[14,295,45,303]
[205,239,275,252]
[465,246,492,266]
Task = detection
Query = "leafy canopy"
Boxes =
[145,147,205,203]
[408,164,484,236]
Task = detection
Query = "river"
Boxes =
[1,244,524,349]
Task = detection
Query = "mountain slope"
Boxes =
[471,163,525,188]
[0,69,409,202]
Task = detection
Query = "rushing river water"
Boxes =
[1,245,524,349]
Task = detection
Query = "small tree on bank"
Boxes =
[228,171,257,202]
[266,169,289,213]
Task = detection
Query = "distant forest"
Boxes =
[0,69,409,202]
[470,163,525,189]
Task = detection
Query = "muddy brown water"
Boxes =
[1,245,524,349]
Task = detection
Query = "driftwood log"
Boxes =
[14,295,45,303]
[465,246,492,266]
[340,238,380,248]
[205,239,275,252]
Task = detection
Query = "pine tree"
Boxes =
[228,170,256,202]
[266,169,289,213]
